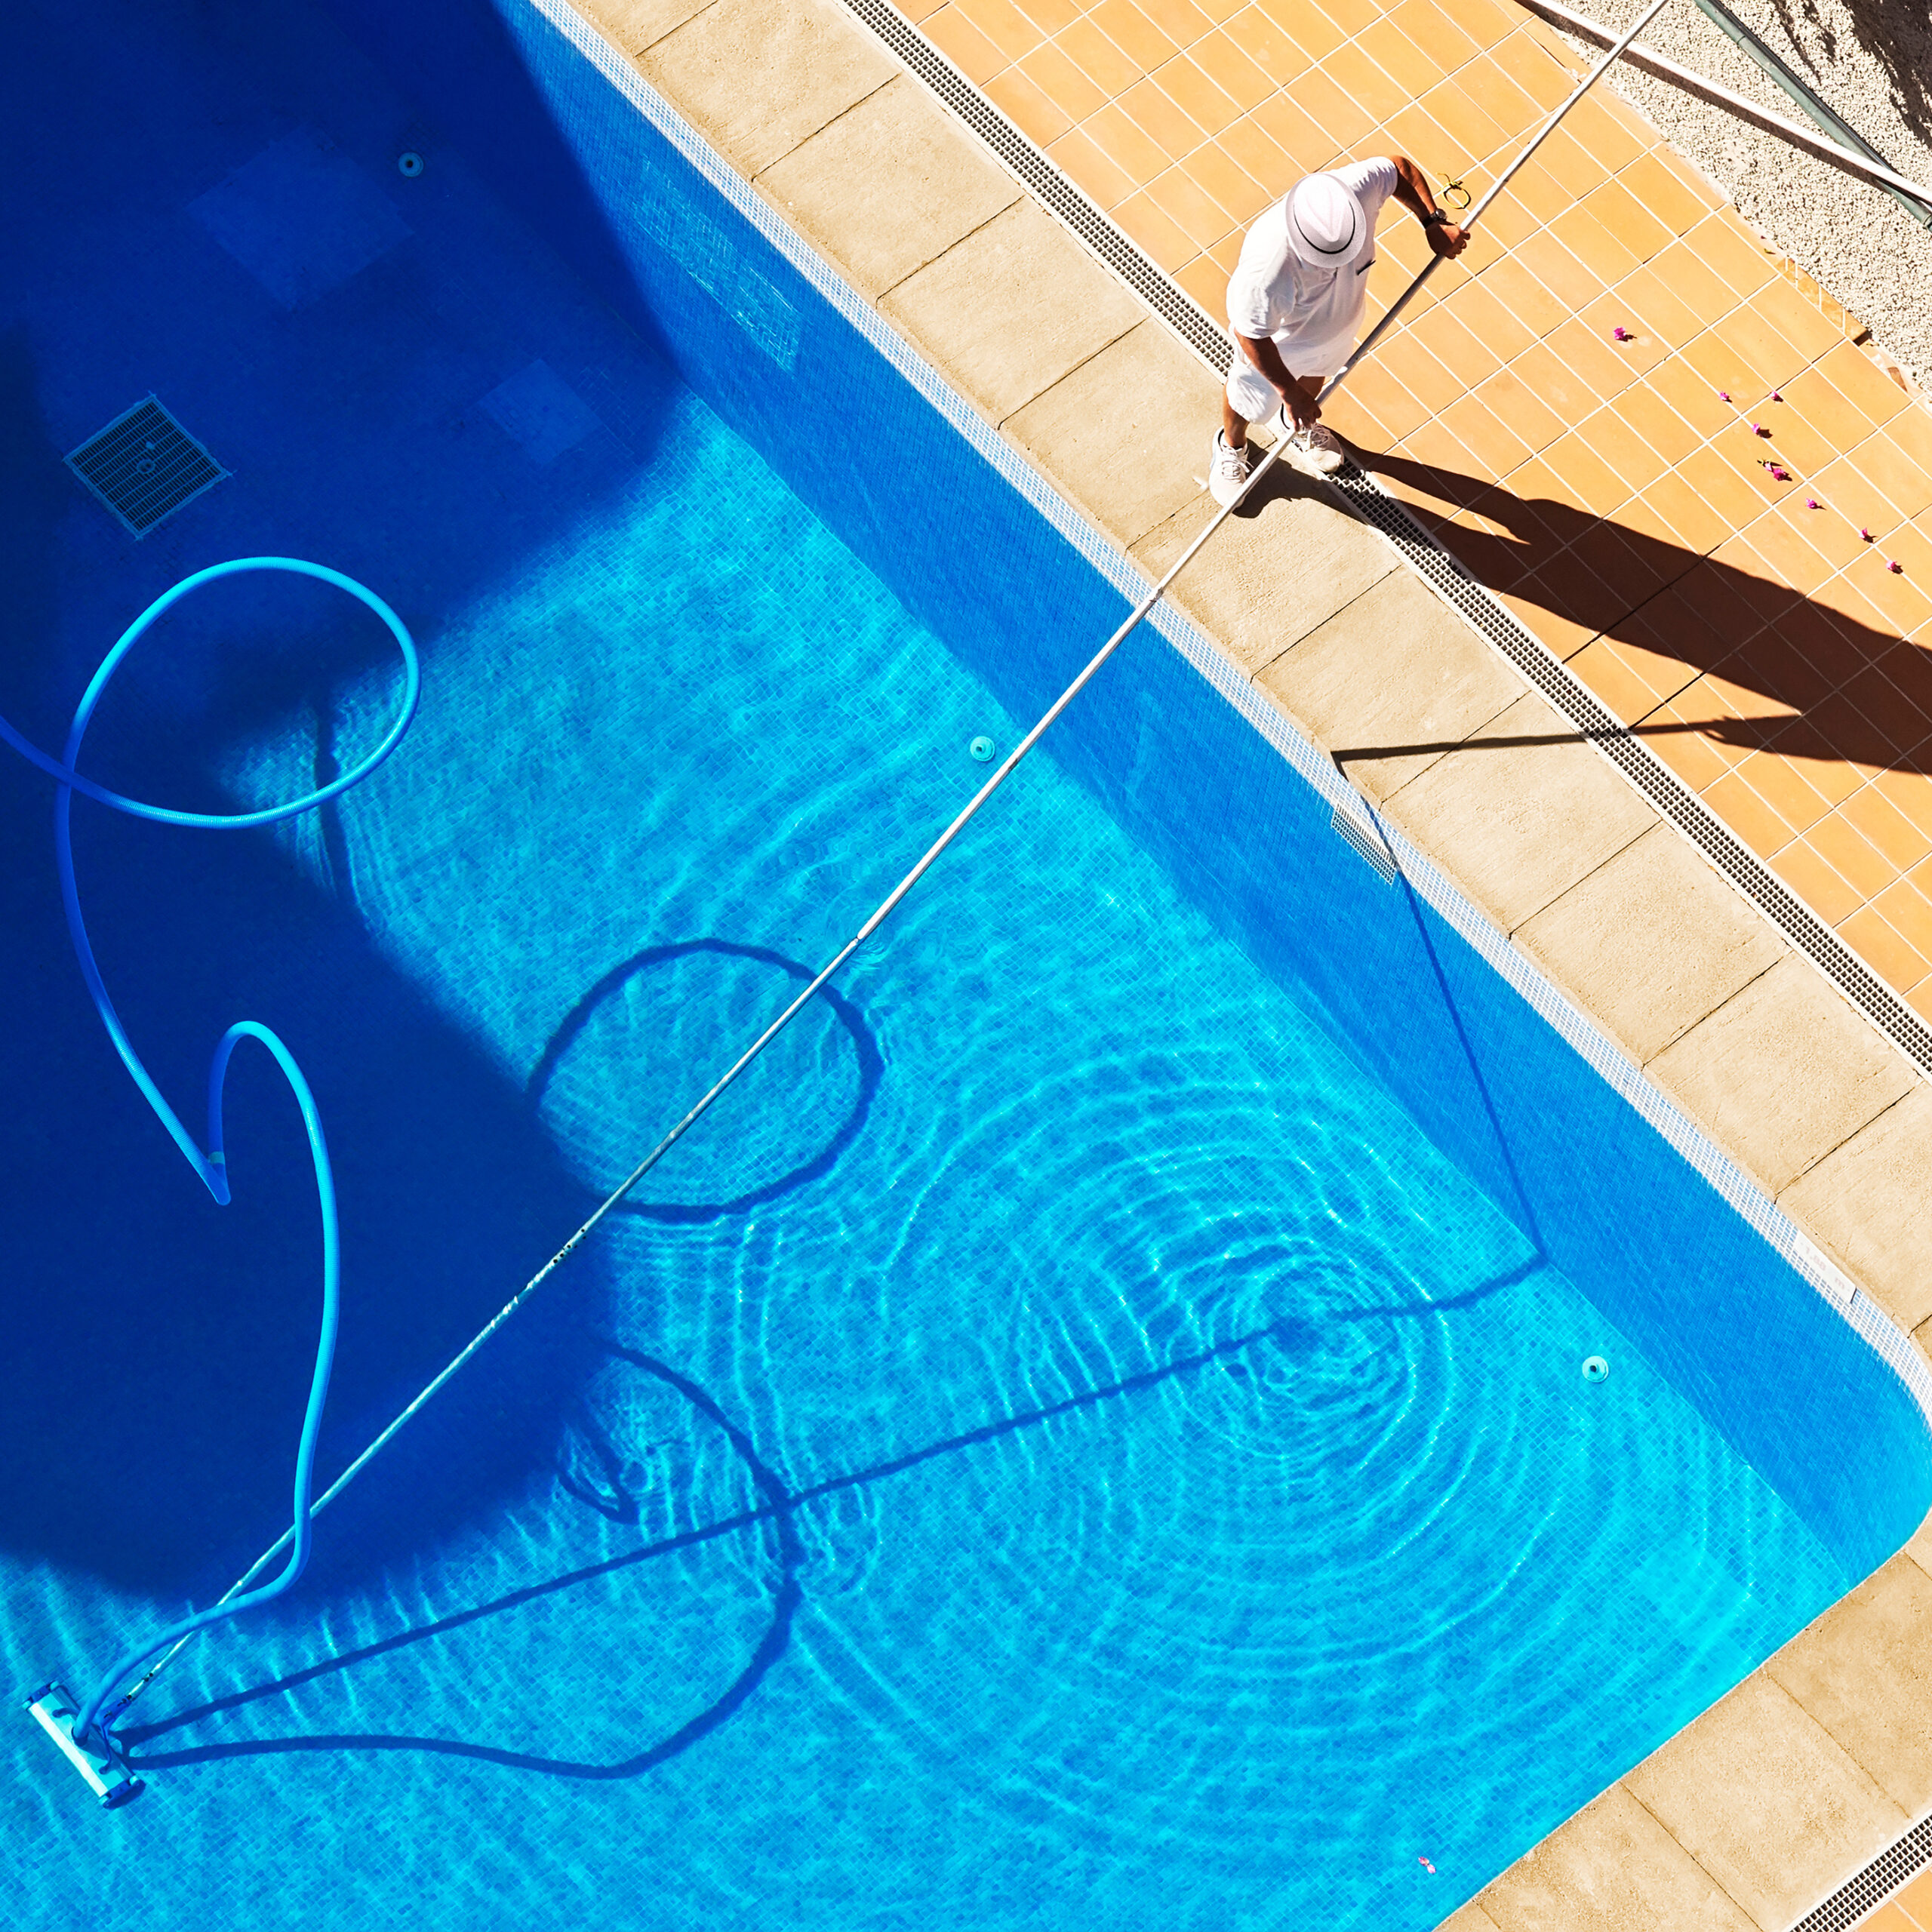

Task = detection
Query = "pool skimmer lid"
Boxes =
[66,396,226,537]
[1581,1355,1609,1383]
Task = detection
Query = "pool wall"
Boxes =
[315,0,1932,1583]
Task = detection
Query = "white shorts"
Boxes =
[1226,333,1354,422]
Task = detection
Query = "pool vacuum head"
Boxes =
[24,1684,140,1807]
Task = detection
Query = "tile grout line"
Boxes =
[837,0,1932,1078]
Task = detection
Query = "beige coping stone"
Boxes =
[1436,1902,1505,1931]
[1471,1781,1758,1932]
[1128,478,1398,679]
[574,0,709,55]
[1375,691,1657,934]
[636,0,895,178]
[1256,567,1528,804]
[1001,321,1223,552]
[1623,1670,1908,1930]
[879,200,1146,424]
[1512,826,1787,1069]
[757,75,1017,303]
[1763,1552,1932,1818]
[1645,953,1918,1198]
[1779,1083,1932,1334]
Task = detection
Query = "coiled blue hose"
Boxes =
[0,558,419,1758]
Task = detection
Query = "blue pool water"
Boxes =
[3,0,1928,1925]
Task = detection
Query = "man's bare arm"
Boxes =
[1389,155,1469,259]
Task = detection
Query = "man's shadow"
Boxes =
[1352,445,1932,775]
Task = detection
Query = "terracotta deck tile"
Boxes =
[1644,353,1739,441]
[1173,251,1232,309]
[1562,88,1650,176]
[1191,28,1277,111]
[1052,17,1146,97]
[1339,358,1437,443]
[1610,380,1701,468]
[1502,146,1586,229]
[1089,0,1182,71]
[1691,209,1778,302]
[1819,340,1911,429]
[1427,0,1518,51]
[955,0,1051,62]
[1842,777,1932,873]
[1571,402,1669,495]
[1510,542,1629,636]
[1703,768,1803,855]
[1530,428,1635,523]
[1772,835,1867,924]
[1309,0,1384,37]
[1325,42,1421,128]
[1441,276,1538,366]
[1574,515,1683,613]
[1398,414,1506,497]
[1117,72,1210,152]
[1567,632,1700,718]
[1469,254,1569,340]
[1815,568,1905,645]
[985,65,1075,143]
[1734,505,1836,598]
[1486,26,1579,112]
[1402,298,1503,386]
[1252,0,1348,65]
[1146,160,1240,247]
[1616,145,1722,234]
[1662,661,1797,736]
[1180,138,1275,225]
[1551,202,1642,291]
[1770,496,1872,574]
[1835,662,1932,759]
[1185,0,1250,24]
[1135,0,1220,45]
[1607,264,1703,355]
[1634,467,1737,559]
[1495,583,1601,657]
[1643,700,1751,790]
[897,0,952,24]
[1475,361,1567,458]
[1733,747,1839,837]
[1015,0,1082,32]
[1842,899,1932,990]
[1048,123,1137,205]
[1394,0,1483,63]
[1534,320,1641,417]
[1715,626,1847,720]
[1153,53,1246,137]
[1510,228,1607,318]
[1844,546,1932,640]
[1241,97,1336,177]
[1581,176,1678,266]
[1285,66,1378,154]
[1219,2,1300,77]
[1643,238,1745,338]
[1438,387,1539,479]
[920,3,1006,79]
[1356,15,1446,96]
[1382,337,1470,416]
[1767,698,1889,795]
[1577,293,1675,380]
[1207,227,1244,272]
[1708,306,1812,396]
[1111,186,1198,269]
[1020,40,1112,121]
[1420,76,1508,168]
[1853,429,1932,528]
[1454,50,1540,134]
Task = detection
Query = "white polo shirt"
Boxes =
[1226,158,1399,352]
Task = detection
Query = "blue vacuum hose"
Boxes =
[0,558,418,1758]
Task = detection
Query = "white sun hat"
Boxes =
[1284,173,1365,269]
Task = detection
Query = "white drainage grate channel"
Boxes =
[834,0,1932,1082]
[1331,798,1399,882]
[1790,1810,1932,1930]
[66,396,227,537]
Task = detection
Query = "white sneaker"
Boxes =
[1207,430,1251,506]
[1283,422,1346,476]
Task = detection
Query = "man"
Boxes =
[1208,156,1468,504]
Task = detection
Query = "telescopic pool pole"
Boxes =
[89,0,1678,1743]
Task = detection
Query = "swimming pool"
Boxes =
[3,0,1929,1924]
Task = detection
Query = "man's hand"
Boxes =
[1278,381,1321,430]
[1426,220,1469,260]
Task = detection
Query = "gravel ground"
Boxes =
[1548,0,1932,389]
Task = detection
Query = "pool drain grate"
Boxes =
[1331,799,1398,883]
[1790,1807,1932,1930]
[66,396,227,537]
